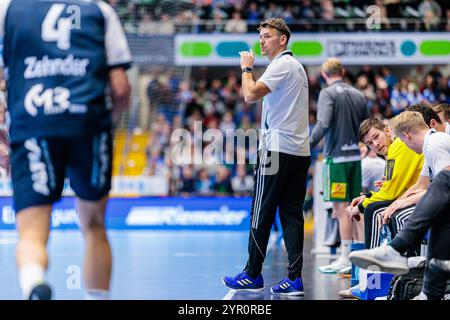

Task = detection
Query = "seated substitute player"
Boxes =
[350,111,450,300]
[345,118,424,250]
[379,103,448,226]
[0,0,131,299]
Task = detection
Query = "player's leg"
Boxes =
[11,138,66,300]
[334,202,352,258]
[389,206,420,257]
[16,205,52,300]
[272,154,310,296]
[77,196,111,299]
[223,149,281,291]
[244,150,283,277]
[352,217,365,244]
[67,132,113,300]
[363,201,393,248]
[319,159,352,273]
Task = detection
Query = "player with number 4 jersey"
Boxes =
[0,0,131,300]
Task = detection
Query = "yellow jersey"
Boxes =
[360,137,424,211]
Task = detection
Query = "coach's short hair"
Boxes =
[258,18,291,43]
[407,102,441,126]
[321,58,344,77]
[391,111,429,137]
[359,118,386,143]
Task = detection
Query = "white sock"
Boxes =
[340,240,352,260]
[19,264,45,299]
[85,289,110,300]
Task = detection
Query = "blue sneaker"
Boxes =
[222,272,264,292]
[270,277,304,296]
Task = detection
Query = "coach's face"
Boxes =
[363,127,392,156]
[259,27,286,58]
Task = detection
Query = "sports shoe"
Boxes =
[349,242,409,275]
[318,258,351,274]
[411,291,428,300]
[338,284,359,298]
[28,283,52,300]
[337,265,352,278]
[270,277,304,296]
[222,272,264,292]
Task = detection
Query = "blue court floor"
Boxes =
[0,231,349,300]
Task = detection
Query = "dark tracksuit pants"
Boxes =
[244,149,310,280]
[364,201,419,255]
[395,170,450,299]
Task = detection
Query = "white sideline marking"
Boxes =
[222,290,236,300]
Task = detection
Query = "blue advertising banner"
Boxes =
[0,197,252,231]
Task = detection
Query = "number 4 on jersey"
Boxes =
[42,3,79,50]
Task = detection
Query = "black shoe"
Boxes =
[28,284,52,300]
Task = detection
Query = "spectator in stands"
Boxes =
[175,10,200,33]
[176,81,195,106]
[438,76,450,103]
[178,166,196,196]
[320,0,335,21]
[225,11,247,33]
[158,13,175,34]
[419,0,442,31]
[282,4,296,24]
[219,111,236,135]
[195,168,214,196]
[206,10,227,33]
[264,2,282,20]
[381,67,398,91]
[212,165,233,196]
[246,2,261,25]
[374,0,391,30]
[356,75,376,109]
[231,164,254,197]
[390,79,411,115]
[357,65,376,87]
[138,13,158,34]
[299,0,317,20]
[422,74,440,104]
[446,8,450,32]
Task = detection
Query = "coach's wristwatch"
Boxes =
[241,67,253,73]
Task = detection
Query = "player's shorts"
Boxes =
[322,157,362,202]
[10,131,112,213]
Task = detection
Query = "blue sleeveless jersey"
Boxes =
[0,0,131,142]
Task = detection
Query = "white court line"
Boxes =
[221,233,279,300]
[222,289,237,300]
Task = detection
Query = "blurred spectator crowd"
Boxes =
[144,64,449,198]
[107,0,450,34]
